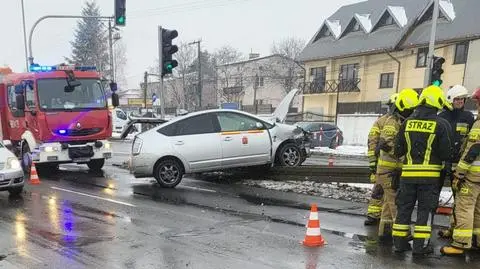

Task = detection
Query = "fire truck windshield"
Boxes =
[37,78,107,111]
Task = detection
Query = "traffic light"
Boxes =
[114,0,126,26]
[161,28,178,77]
[430,55,445,86]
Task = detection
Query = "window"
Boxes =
[339,64,359,81]
[377,12,396,28]
[175,114,216,136]
[254,76,264,88]
[116,110,127,120]
[25,84,36,109]
[157,123,177,136]
[314,26,333,42]
[352,21,362,32]
[454,42,469,64]
[217,112,263,132]
[416,47,428,67]
[379,73,395,88]
[7,85,16,110]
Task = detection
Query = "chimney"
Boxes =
[249,53,260,60]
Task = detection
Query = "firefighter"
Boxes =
[393,85,453,255]
[365,93,399,226]
[376,89,419,239]
[438,85,475,238]
[440,87,480,255]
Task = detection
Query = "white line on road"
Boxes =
[51,186,136,207]
[182,185,217,193]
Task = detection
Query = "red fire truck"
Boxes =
[0,64,119,173]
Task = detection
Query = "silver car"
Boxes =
[129,90,311,188]
[0,141,24,195]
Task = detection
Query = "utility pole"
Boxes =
[143,71,148,111]
[253,74,258,114]
[21,0,29,71]
[108,19,115,82]
[157,26,166,119]
[189,40,202,109]
[424,0,440,87]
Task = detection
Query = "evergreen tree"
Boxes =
[67,1,110,78]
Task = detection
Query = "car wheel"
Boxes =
[277,143,302,167]
[21,144,32,175]
[154,159,184,188]
[87,159,105,171]
[8,186,23,196]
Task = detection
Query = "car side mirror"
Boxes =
[111,92,120,107]
[256,122,264,129]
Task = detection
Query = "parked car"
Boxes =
[295,122,343,149]
[0,141,24,195]
[127,89,311,188]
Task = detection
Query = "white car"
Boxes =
[0,141,24,195]
[128,89,311,188]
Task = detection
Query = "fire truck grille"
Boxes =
[61,128,102,136]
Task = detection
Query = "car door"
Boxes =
[216,112,272,168]
[169,113,222,172]
[23,81,41,140]
[5,84,25,141]
[114,109,128,133]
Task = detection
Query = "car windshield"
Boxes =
[37,78,107,111]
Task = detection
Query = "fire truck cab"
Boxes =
[0,64,119,173]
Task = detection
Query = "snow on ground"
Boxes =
[243,180,454,207]
[311,145,367,157]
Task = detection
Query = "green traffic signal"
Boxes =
[166,63,173,71]
[117,16,125,24]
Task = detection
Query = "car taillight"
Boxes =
[132,137,143,155]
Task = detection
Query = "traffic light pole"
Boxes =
[28,15,114,66]
[108,19,115,82]
[157,26,166,120]
[424,0,440,87]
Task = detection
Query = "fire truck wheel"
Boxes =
[87,159,105,171]
[21,144,32,175]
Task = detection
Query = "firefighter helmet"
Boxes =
[387,93,399,105]
[419,85,452,110]
[446,85,469,104]
[395,88,419,112]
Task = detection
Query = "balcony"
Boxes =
[299,78,361,94]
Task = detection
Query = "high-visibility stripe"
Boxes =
[405,132,413,165]
[423,134,436,165]
[393,224,410,230]
[457,161,471,170]
[453,229,473,238]
[367,206,382,213]
[402,164,443,171]
[306,227,321,236]
[401,171,440,177]
[413,232,431,239]
[309,212,319,220]
[473,228,480,235]
[414,225,432,232]
[457,126,468,133]
[377,160,401,168]
[368,151,375,157]
[247,130,264,134]
[392,231,409,237]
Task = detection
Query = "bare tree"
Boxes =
[114,40,128,90]
[270,37,306,94]
[212,45,244,103]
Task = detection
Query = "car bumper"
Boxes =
[32,140,113,164]
[129,153,157,178]
[0,168,25,190]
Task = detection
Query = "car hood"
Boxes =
[0,147,16,160]
[258,88,299,123]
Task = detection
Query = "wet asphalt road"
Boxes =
[0,141,478,268]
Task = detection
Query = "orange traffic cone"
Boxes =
[303,204,326,247]
[328,155,334,167]
[29,163,41,185]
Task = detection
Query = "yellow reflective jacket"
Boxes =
[456,119,480,183]
[367,113,390,167]
[377,113,403,172]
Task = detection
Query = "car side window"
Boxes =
[116,110,127,120]
[158,123,176,136]
[25,84,36,109]
[176,114,216,136]
[217,112,262,132]
[7,85,16,110]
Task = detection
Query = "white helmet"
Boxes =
[446,85,469,103]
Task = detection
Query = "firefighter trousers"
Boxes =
[377,169,396,236]
[451,180,480,249]
[367,182,383,219]
[393,182,439,252]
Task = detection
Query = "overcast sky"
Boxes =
[1,0,361,89]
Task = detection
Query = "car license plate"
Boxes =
[73,157,90,163]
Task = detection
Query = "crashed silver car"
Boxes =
[125,89,311,188]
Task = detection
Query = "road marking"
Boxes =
[51,186,136,207]
[182,185,217,193]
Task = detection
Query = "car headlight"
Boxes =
[7,157,21,170]
[41,146,59,152]
[104,142,111,150]
[132,137,143,155]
